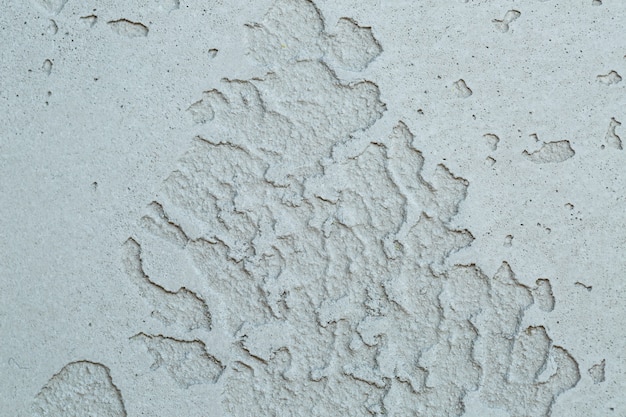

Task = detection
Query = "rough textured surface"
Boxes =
[132,333,224,388]
[2,0,625,416]
[588,360,606,385]
[522,135,575,164]
[32,361,126,417]
[123,237,212,331]
[125,1,578,415]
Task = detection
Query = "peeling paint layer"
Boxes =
[121,1,580,416]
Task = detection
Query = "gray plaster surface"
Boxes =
[1,0,624,416]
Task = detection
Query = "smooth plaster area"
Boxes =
[1,0,625,416]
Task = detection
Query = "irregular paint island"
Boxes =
[32,361,126,417]
[34,0,579,416]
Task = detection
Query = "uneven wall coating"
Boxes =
[9,0,623,415]
[33,0,579,415]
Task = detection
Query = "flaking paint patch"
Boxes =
[126,1,579,415]
[31,0,582,415]
[122,237,212,332]
[523,134,575,164]
[32,361,126,417]
[107,19,149,38]
[131,333,225,388]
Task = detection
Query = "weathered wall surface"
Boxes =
[1,1,624,416]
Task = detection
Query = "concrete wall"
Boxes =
[1,0,624,415]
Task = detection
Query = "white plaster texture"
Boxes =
[1,0,625,416]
